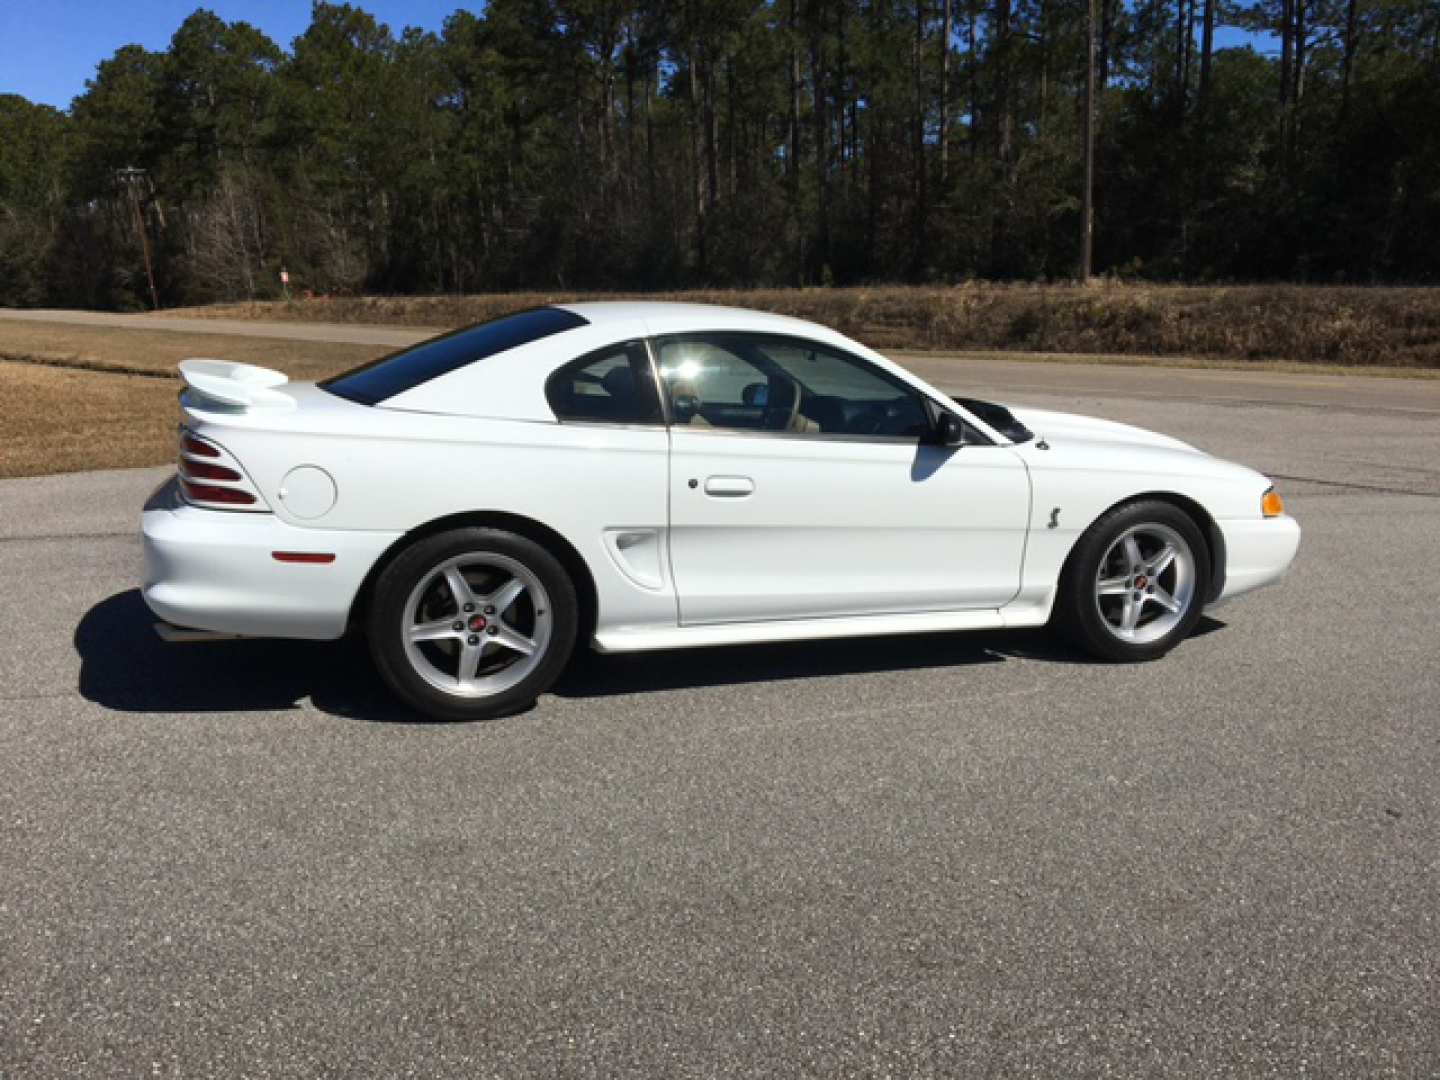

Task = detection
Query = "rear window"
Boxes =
[321,307,589,406]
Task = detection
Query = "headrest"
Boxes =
[601,366,636,400]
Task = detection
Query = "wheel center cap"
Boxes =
[1134,574,1149,589]
[468,614,488,632]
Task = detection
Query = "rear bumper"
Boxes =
[1212,514,1301,604]
[141,479,401,640]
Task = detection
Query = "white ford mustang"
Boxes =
[142,302,1300,720]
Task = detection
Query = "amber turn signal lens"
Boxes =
[1261,488,1285,518]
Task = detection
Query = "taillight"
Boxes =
[176,428,268,512]
[179,479,256,506]
[181,460,241,482]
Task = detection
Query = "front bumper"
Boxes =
[141,479,401,640]
[1213,514,1301,604]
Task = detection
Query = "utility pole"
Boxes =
[116,166,160,310]
[1080,0,1097,281]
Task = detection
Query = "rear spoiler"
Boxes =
[178,359,295,412]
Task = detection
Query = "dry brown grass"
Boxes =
[0,323,390,479]
[0,320,388,381]
[186,282,1440,369]
[0,362,181,478]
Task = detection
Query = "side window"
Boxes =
[546,341,663,425]
[655,338,769,431]
[656,333,934,439]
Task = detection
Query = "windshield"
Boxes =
[322,307,589,406]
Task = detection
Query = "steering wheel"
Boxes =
[764,377,803,432]
[849,403,888,436]
[669,379,703,423]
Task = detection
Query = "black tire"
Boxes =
[1055,499,1210,662]
[367,527,578,720]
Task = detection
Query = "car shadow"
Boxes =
[559,629,1015,699]
[75,589,1225,723]
[75,590,428,722]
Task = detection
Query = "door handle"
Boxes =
[702,475,755,498]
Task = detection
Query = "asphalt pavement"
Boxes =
[0,307,427,348]
[2,362,1438,1077]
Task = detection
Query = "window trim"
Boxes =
[649,330,991,446]
[642,337,675,427]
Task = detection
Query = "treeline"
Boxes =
[1,0,1439,310]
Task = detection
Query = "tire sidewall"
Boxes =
[367,528,578,720]
[1060,500,1211,662]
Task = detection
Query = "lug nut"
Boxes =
[487,626,499,636]
[463,602,475,612]
[467,635,479,645]
[452,621,463,631]
[484,605,495,615]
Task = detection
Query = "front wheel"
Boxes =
[367,528,578,720]
[1056,500,1210,662]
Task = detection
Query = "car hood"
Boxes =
[1003,406,1201,455]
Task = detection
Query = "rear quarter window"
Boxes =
[322,307,589,406]
[546,341,663,424]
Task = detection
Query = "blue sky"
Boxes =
[1,1,468,110]
[2,2,1273,113]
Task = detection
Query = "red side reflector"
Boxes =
[181,460,242,482]
[179,479,256,505]
[272,551,336,564]
[182,435,221,458]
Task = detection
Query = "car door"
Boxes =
[657,332,1031,626]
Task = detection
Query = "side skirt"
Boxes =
[593,606,1052,654]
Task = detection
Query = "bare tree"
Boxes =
[1081,0,1097,280]
[1341,0,1359,116]
[1199,0,1217,114]
[939,0,953,182]
[188,169,262,301]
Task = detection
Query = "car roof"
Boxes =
[554,300,821,336]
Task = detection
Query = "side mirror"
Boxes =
[933,411,965,447]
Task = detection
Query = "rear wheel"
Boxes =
[367,528,578,720]
[1056,500,1210,662]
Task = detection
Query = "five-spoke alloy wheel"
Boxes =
[1057,500,1210,662]
[368,528,577,720]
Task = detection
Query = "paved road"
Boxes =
[2,365,1438,1077]
[0,307,428,348]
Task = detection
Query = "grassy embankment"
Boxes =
[195,283,1440,371]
